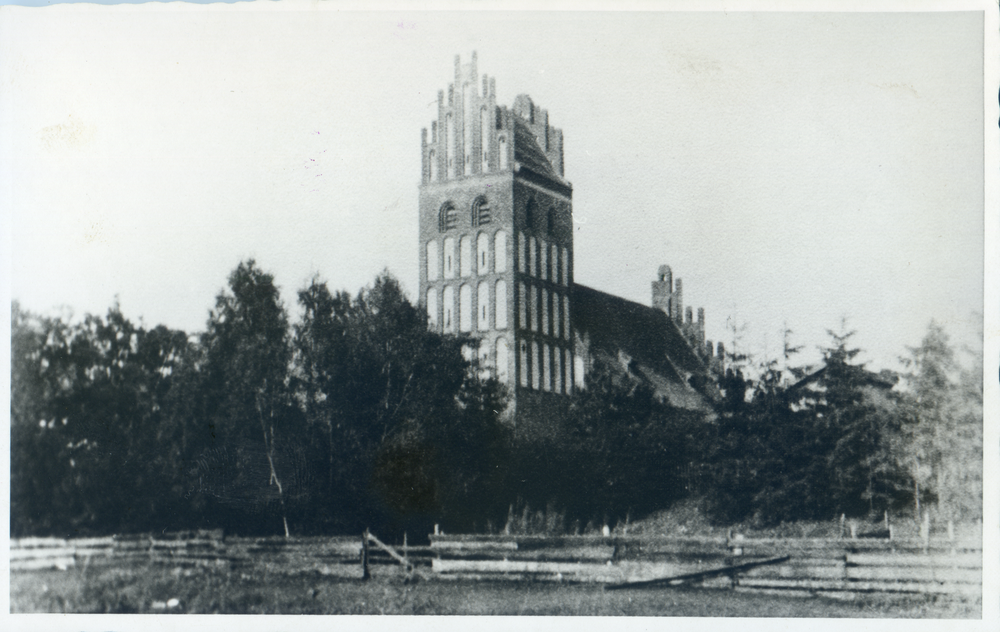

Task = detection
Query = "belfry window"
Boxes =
[439,202,458,232]
[472,196,491,226]
[498,135,508,170]
[428,149,437,182]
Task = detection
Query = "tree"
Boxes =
[900,320,982,522]
[10,301,194,536]
[201,260,294,536]
[292,271,509,535]
[547,358,705,528]
[814,325,908,519]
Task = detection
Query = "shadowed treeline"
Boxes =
[10,260,982,539]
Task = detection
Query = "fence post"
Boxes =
[361,529,371,581]
[726,533,744,588]
[920,511,930,553]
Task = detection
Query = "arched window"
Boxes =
[477,338,490,380]
[498,135,508,170]
[531,341,540,390]
[574,354,586,389]
[496,338,510,384]
[443,286,455,333]
[446,113,455,178]
[528,236,536,277]
[517,233,526,273]
[518,282,527,330]
[530,285,538,332]
[552,292,560,339]
[477,232,490,274]
[426,288,438,329]
[472,196,491,226]
[495,280,507,329]
[541,288,549,336]
[494,230,508,273]
[542,344,551,392]
[459,284,472,332]
[480,107,490,173]
[551,244,559,284]
[539,238,548,281]
[459,235,472,277]
[426,240,439,281]
[554,347,562,394]
[439,202,458,232]
[519,340,529,387]
[563,294,571,340]
[565,349,573,394]
[562,247,570,285]
[477,281,490,331]
[428,149,437,182]
[443,237,456,279]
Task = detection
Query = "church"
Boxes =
[418,54,723,428]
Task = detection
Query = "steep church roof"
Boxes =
[513,119,558,178]
[571,284,711,409]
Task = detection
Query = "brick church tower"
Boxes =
[419,53,579,412]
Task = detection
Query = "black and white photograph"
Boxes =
[2,0,996,625]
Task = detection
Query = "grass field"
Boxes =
[10,562,979,617]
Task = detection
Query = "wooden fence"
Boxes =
[428,534,982,597]
[11,532,981,599]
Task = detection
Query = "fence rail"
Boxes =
[11,532,981,599]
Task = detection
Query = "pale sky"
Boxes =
[1,5,989,373]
